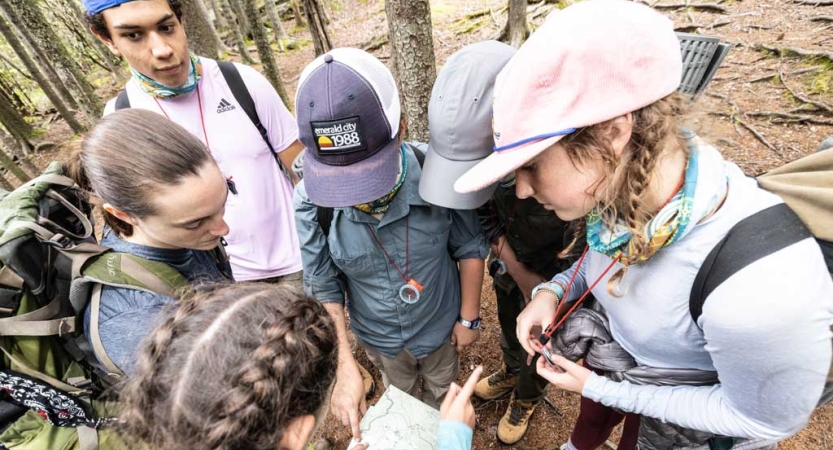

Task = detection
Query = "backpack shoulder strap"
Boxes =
[317,206,334,237]
[115,89,130,110]
[78,253,190,379]
[217,60,293,181]
[414,146,425,168]
[80,252,189,297]
[689,203,811,324]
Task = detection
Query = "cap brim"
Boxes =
[419,145,497,209]
[304,138,401,208]
[454,134,565,194]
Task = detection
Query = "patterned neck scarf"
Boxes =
[586,146,700,265]
[354,145,408,214]
[130,52,202,99]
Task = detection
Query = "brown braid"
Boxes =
[120,283,338,450]
[557,93,689,294]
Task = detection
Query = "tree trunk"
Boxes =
[264,0,287,51]
[181,0,220,58]
[0,12,80,113]
[0,143,29,183]
[196,0,228,52]
[208,0,229,31]
[228,0,250,36]
[0,169,12,190]
[0,9,87,133]
[385,0,436,143]
[1,130,37,176]
[304,0,332,56]
[0,95,33,149]
[501,0,528,48]
[66,0,125,82]
[241,0,289,107]
[291,0,306,27]
[3,0,103,118]
[0,75,29,114]
[225,0,254,63]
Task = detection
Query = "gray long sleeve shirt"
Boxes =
[552,157,833,441]
[293,144,489,359]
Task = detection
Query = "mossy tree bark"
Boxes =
[500,0,529,48]
[181,0,220,58]
[265,0,288,51]
[241,0,289,107]
[0,10,87,134]
[304,0,332,56]
[3,0,102,118]
[385,0,436,142]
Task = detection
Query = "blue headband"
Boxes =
[82,0,136,15]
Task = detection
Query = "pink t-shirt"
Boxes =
[104,57,302,281]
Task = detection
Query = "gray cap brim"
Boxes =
[419,144,497,209]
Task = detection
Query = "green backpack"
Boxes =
[0,163,191,450]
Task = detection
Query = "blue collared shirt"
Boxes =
[293,143,488,359]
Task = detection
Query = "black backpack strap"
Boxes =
[216,61,292,181]
[115,89,130,110]
[689,203,811,324]
[414,146,425,167]
[317,206,334,237]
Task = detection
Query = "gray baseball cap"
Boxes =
[419,41,516,209]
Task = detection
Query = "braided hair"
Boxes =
[556,92,689,294]
[120,283,338,450]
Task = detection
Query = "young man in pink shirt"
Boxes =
[84,0,304,285]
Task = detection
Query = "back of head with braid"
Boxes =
[120,283,338,450]
[557,93,689,294]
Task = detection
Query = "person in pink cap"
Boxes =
[456,1,833,449]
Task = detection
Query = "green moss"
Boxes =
[807,61,832,96]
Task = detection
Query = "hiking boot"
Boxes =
[497,395,537,445]
[359,364,376,398]
[474,368,517,400]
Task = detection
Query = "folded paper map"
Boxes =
[346,386,439,450]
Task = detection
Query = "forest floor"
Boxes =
[25,0,833,449]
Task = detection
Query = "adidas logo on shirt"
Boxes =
[217,98,236,113]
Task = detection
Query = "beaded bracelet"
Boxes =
[530,281,566,301]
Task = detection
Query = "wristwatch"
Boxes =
[457,316,482,330]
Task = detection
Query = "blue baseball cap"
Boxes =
[295,48,403,208]
[83,0,137,15]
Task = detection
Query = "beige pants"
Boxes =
[259,270,304,292]
[363,341,459,409]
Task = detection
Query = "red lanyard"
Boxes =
[539,169,687,345]
[153,84,211,153]
[540,247,621,344]
[366,217,413,285]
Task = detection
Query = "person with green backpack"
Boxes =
[454,1,833,449]
[69,109,234,377]
[0,108,232,449]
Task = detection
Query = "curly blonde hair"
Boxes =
[120,283,338,450]
[559,93,690,293]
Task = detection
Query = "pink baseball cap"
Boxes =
[454,0,682,194]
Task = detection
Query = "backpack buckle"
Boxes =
[44,233,72,249]
[57,317,73,337]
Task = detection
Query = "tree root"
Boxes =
[749,66,823,83]
[754,44,833,63]
[653,2,728,13]
[747,111,833,125]
[793,0,833,5]
[779,72,833,115]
